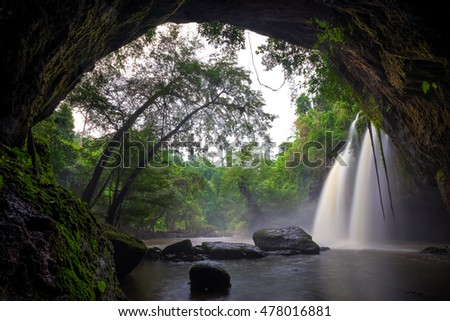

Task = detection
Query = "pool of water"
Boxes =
[120,238,450,301]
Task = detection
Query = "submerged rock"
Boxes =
[189,263,231,292]
[253,226,320,254]
[420,246,449,254]
[202,242,265,260]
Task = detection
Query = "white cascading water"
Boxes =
[312,114,360,246]
[312,115,397,249]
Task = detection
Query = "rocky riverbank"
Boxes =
[144,226,321,262]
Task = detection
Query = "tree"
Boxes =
[67,24,275,226]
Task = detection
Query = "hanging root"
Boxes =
[367,121,386,220]
[376,128,396,220]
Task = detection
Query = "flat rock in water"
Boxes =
[202,241,265,260]
[253,226,320,255]
[420,246,449,254]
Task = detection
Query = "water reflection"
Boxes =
[120,241,450,301]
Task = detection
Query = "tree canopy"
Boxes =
[34,22,361,236]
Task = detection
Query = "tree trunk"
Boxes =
[238,180,262,225]
[105,97,221,225]
[80,92,162,204]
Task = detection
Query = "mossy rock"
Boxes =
[101,223,147,279]
[0,143,125,300]
[253,226,320,255]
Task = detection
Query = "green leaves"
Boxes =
[422,81,431,94]
[97,280,107,293]
[198,22,245,55]
[422,80,438,94]
[314,19,345,49]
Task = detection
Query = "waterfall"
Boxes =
[312,115,397,249]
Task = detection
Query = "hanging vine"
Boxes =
[367,121,386,220]
[376,128,396,220]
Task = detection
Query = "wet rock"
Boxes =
[320,247,331,252]
[420,246,449,254]
[202,242,265,260]
[0,187,125,300]
[160,239,207,262]
[253,226,320,254]
[161,239,193,256]
[192,245,205,255]
[102,223,148,279]
[189,263,231,292]
[265,249,312,256]
[145,247,161,260]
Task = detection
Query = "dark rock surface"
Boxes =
[202,242,266,260]
[0,144,125,299]
[421,246,449,254]
[159,239,207,262]
[102,223,147,279]
[189,263,231,292]
[253,226,320,255]
[145,247,162,260]
[161,239,193,256]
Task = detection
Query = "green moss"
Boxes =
[253,229,269,239]
[101,222,147,252]
[436,170,445,184]
[0,142,123,300]
[97,280,107,293]
[0,174,3,189]
[363,97,383,128]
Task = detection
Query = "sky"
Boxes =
[236,31,296,147]
[73,25,297,148]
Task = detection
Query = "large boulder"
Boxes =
[102,223,147,279]
[160,239,207,262]
[202,242,265,260]
[253,226,320,255]
[161,239,193,255]
[189,263,231,292]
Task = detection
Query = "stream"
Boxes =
[120,237,450,300]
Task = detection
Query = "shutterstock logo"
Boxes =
[99,131,347,169]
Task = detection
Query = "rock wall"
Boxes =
[0,142,125,299]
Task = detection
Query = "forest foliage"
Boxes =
[33,23,359,237]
